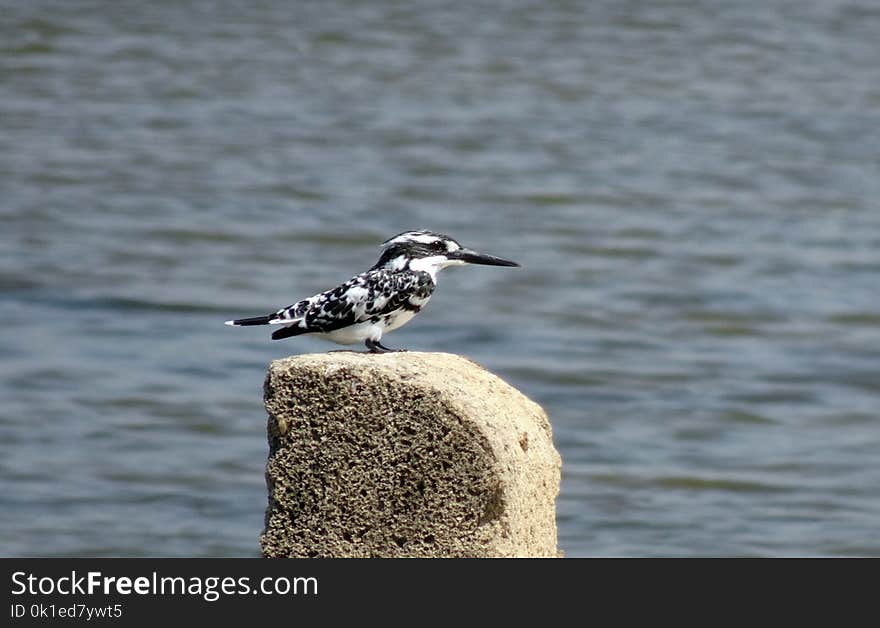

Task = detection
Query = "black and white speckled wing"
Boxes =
[270,268,435,339]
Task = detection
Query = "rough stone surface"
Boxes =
[260,351,561,558]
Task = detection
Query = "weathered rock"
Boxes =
[260,351,561,558]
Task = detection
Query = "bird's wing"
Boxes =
[275,269,434,334]
[267,296,315,325]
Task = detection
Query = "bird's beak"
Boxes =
[452,248,520,267]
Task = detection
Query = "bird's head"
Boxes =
[374,230,520,279]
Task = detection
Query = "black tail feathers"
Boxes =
[226,314,305,340]
[226,315,272,327]
[271,325,305,340]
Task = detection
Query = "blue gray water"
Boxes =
[2,0,880,557]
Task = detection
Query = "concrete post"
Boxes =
[260,352,561,558]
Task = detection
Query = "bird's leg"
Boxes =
[378,339,405,352]
[365,338,403,353]
[365,338,388,353]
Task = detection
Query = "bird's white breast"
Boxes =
[320,321,384,345]
[382,308,418,333]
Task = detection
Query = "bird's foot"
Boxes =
[365,339,405,353]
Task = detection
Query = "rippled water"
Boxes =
[3,0,880,557]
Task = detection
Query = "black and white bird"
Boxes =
[225,230,519,353]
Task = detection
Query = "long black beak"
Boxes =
[453,248,520,267]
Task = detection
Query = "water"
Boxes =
[2,0,880,557]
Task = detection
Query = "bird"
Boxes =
[225,230,519,353]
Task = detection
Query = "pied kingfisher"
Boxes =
[225,230,520,353]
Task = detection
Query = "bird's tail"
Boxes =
[271,325,305,340]
[225,315,273,327]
